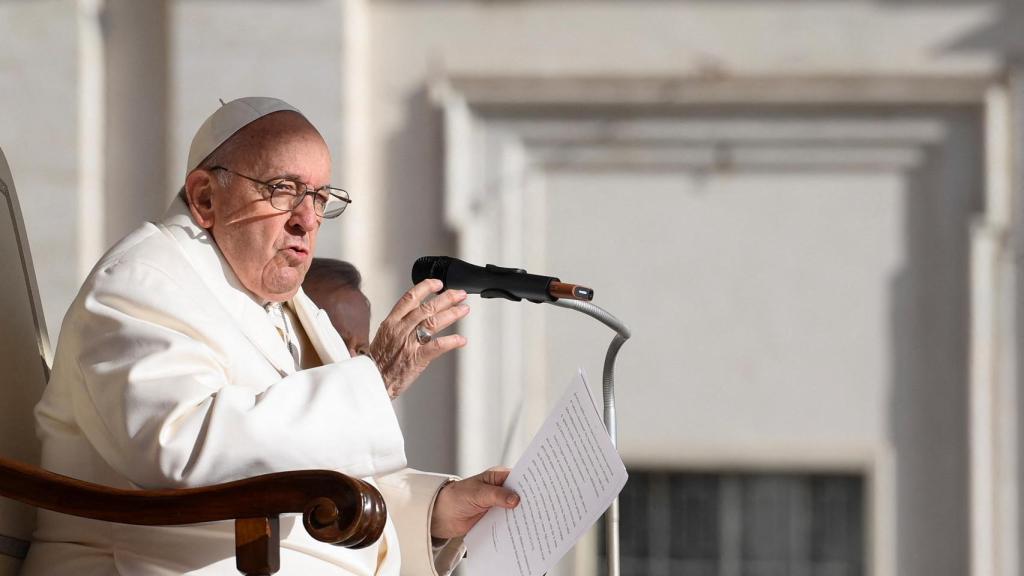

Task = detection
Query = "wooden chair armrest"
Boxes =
[0,456,386,549]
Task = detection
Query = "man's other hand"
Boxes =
[368,279,469,399]
[430,467,520,540]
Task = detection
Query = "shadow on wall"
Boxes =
[371,0,1022,66]
[888,107,981,576]
[940,1,1024,55]
[383,87,458,473]
[103,0,170,247]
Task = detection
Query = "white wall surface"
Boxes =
[0,0,84,340]
[367,0,998,473]
[367,2,997,575]
[544,169,904,462]
[170,0,348,257]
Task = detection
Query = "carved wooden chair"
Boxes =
[0,147,386,575]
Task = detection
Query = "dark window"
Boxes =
[599,471,864,576]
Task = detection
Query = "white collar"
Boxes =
[156,198,300,374]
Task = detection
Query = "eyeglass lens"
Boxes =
[266,180,349,218]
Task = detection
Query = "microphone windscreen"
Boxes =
[411,256,446,284]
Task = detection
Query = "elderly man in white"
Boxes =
[21,97,518,575]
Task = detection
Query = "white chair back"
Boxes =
[0,146,52,572]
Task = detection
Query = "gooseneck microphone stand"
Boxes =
[547,299,630,576]
[410,256,630,576]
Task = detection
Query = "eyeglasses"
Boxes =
[209,166,351,218]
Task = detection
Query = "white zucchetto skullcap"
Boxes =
[186,97,304,176]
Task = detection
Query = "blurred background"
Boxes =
[2,1,1022,575]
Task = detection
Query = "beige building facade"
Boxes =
[1,1,1022,575]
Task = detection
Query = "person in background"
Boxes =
[303,257,371,357]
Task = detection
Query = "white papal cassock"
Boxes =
[21,198,463,575]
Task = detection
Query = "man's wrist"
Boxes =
[359,348,395,399]
[430,477,458,544]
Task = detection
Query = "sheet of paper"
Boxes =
[463,369,628,576]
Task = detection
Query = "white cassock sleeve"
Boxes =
[375,469,467,576]
[31,213,468,575]
[50,249,406,489]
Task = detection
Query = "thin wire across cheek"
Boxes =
[221,199,291,227]
[224,213,288,228]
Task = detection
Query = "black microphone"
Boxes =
[412,256,594,303]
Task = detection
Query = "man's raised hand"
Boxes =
[367,279,469,399]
